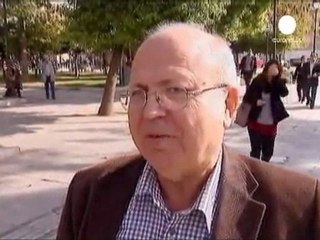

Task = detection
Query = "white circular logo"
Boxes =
[278,15,297,35]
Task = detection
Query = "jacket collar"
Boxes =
[81,146,266,240]
[213,145,266,240]
[80,155,146,240]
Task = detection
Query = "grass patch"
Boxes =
[55,73,106,88]
[56,79,105,88]
[0,72,107,88]
[56,72,106,81]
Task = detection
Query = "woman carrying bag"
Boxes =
[242,59,289,162]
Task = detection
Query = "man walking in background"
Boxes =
[302,52,320,109]
[293,55,306,102]
[41,55,56,100]
[239,49,257,90]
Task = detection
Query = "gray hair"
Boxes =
[146,22,237,86]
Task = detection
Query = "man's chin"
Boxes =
[146,155,180,174]
[143,147,180,162]
[140,142,178,155]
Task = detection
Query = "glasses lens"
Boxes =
[161,87,187,110]
[128,89,146,108]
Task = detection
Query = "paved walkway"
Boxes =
[0,84,320,239]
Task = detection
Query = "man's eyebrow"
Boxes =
[157,79,177,86]
[132,83,148,90]
[132,79,186,89]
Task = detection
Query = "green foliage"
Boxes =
[216,0,271,40]
[274,0,314,50]
[0,0,68,54]
[1,0,313,56]
[65,0,231,51]
[235,33,268,53]
[67,0,293,54]
[229,0,315,53]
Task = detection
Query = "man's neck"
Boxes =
[157,154,219,212]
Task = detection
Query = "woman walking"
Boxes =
[243,60,289,162]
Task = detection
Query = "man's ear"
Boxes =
[224,86,240,128]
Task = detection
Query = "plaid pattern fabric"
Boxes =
[117,154,222,240]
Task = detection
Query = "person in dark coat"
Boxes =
[243,60,289,162]
[239,49,257,89]
[293,55,306,102]
[4,62,22,98]
[301,52,320,109]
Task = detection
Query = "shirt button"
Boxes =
[168,227,176,235]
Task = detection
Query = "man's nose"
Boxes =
[142,92,166,119]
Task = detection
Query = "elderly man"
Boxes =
[41,55,56,100]
[57,23,319,240]
[302,52,320,109]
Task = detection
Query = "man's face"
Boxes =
[311,53,317,62]
[128,34,227,181]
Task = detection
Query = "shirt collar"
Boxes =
[191,151,222,232]
[135,161,159,197]
[134,151,223,232]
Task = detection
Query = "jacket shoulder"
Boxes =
[57,151,145,240]
[238,153,320,236]
[72,151,143,189]
[239,153,318,201]
[68,151,145,215]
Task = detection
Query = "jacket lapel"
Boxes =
[81,158,146,240]
[213,146,266,240]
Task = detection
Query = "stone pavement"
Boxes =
[0,84,320,239]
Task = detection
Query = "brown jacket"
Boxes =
[57,146,320,240]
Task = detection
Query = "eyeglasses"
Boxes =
[120,84,227,111]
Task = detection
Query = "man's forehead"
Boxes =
[131,31,224,87]
[130,65,198,87]
[133,29,225,63]
[134,35,191,67]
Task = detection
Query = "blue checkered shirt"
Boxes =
[116,155,222,240]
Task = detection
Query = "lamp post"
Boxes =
[273,0,277,59]
[2,0,8,54]
[313,0,320,53]
[2,0,8,78]
[265,23,273,62]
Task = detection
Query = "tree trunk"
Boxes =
[2,0,7,80]
[4,73,16,97]
[74,53,79,78]
[102,52,107,75]
[2,58,6,80]
[102,50,112,75]
[19,18,28,82]
[98,46,123,116]
[91,53,94,72]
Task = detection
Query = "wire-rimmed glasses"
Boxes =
[120,84,227,111]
